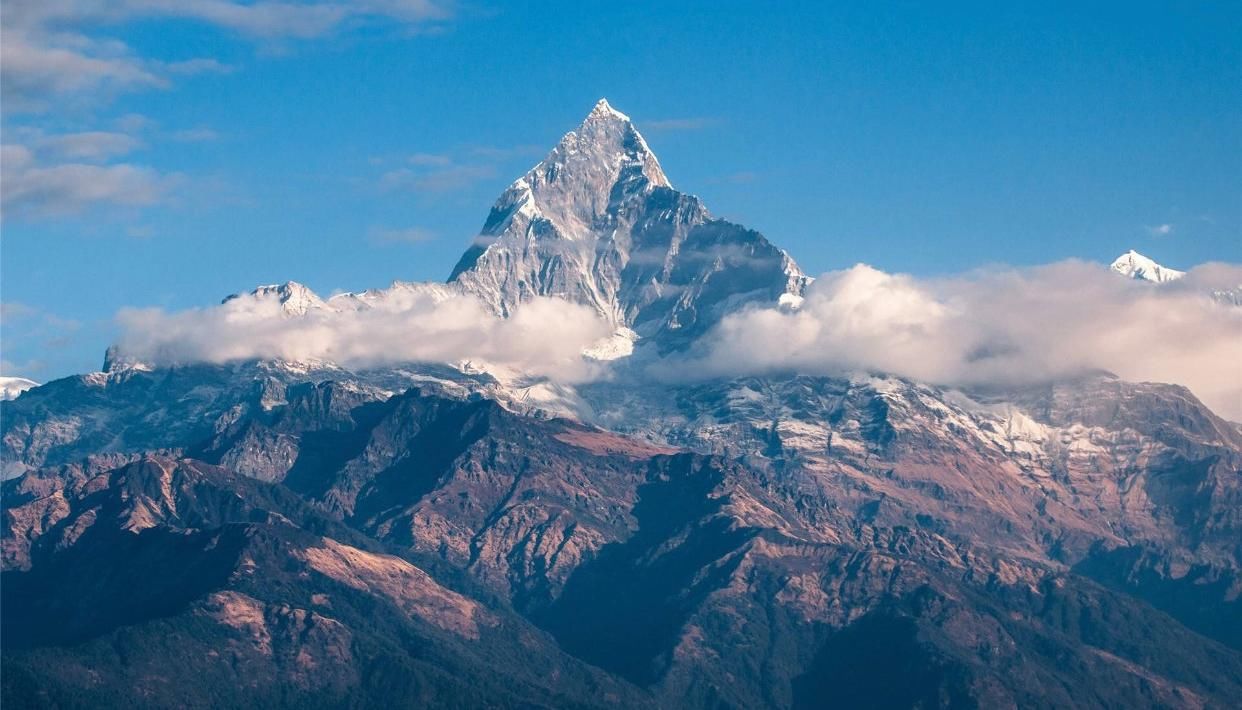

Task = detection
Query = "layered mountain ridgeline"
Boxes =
[5,380,1242,708]
[3,101,1242,708]
[2,455,649,708]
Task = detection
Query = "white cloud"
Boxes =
[36,131,142,160]
[0,302,37,320]
[665,261,1242,420]
[1146,223,1174,236]
[114,289,612,382]
[125,0,451,39]
[0,0,449,112]
[0,30,165,111]
[369,226,438,245]
[1,143,177,218]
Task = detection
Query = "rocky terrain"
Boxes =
[3,101,1240,708]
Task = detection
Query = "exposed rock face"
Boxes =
[0,454,650,709]
[449,99,808,342]
[6,382,1242,707]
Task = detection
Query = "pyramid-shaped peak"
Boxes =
[512,98,671,215]
[587,97,631,122]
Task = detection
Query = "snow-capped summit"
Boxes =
[586,97,631,122]
[449,99,807,342]
[223,281,329,316]
[0,376,38,401]
[1110,250,1185,283]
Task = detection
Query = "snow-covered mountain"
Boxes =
[449,98,808,343]
[0,376,38,401]
[1110,249,1185,283]
[100,99,809,375]
[219,279,458,316]
[1109,249,1242,306]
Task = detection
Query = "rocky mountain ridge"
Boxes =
[6,380,1242,707]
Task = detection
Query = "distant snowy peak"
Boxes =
[0,376,38,401]
[1110,250,1185,283]
[223,281,329,316]
[223,280,457,316]
[1107,250,1242,307]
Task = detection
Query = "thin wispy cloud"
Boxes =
[379,164,497,193]
[35,131,143,161]
[0,0,456,226]
[0,302,38,321]
[642,117,718,132]
[468,144,542,161]
[0,358,45,377]
[113,114,157,133]
[369,226,438,245]
[169,127,220,143]
[1,0,452,111]
[0,301,85,377]
[1146,223,1174,236]
[708,171,758,185]
[374,145,541,196]
[0,143,178,219]
[407,152,453,166]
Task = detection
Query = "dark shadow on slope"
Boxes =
[791,611,976,710]
[1074,545,1242,652]
[281,399,393,498]
[2,524,250,649]
[533,455,756,686]
[349,399,497,528]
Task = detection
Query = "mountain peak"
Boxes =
[223,281,328,316]
[447,101,806,340]
[587,97,629,122]
[561,98,669,190]
[1110,250,1185,283]
[447,99,674,287]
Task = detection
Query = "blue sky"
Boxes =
[2,1,1239,381]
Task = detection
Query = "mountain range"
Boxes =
[3,101,1240,709]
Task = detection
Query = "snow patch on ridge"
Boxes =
[1111,250,1185,283]
[0,377,39,401]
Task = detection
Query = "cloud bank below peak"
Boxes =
[114,288,612,383]
[662,260,1242,420]
[108,256,1242,420]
